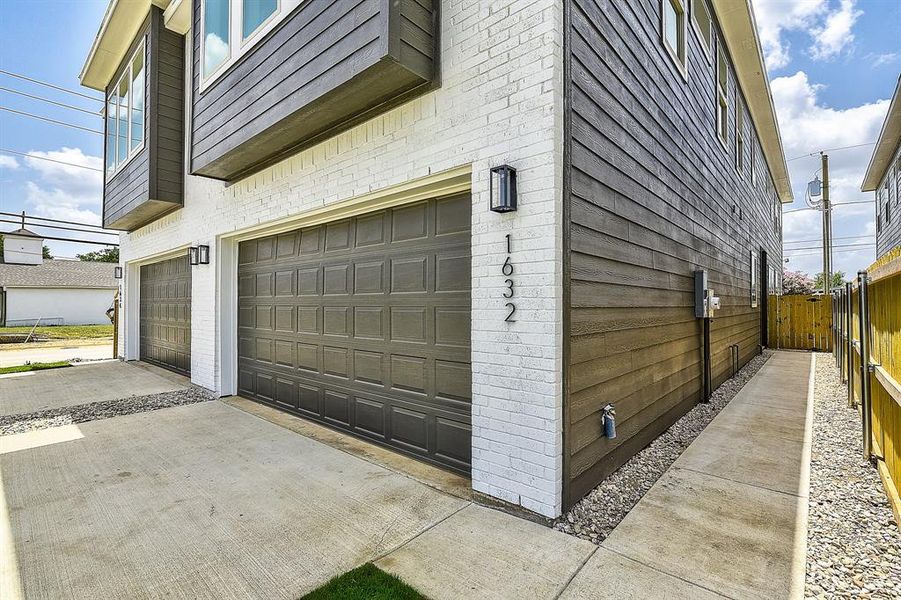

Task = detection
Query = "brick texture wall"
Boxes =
[118,1,566,517]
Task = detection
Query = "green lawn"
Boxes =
[0,325,113,339]
[300,564,426,600]
[0,361,71,375]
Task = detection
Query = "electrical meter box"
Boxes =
[694,270,720,318]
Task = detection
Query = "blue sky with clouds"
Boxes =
[0,0,899,274]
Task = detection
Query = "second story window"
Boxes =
[201,0,302,88]
[106,39,146,177]
[662,0,686,69]
[691,0,713,57]
[716,40,728,146]
[736,102,744,173]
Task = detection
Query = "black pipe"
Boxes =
[702,317,712,402]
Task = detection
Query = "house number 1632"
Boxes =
[503,234,516,322]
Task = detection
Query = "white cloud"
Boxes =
[204,33,229,77]
[867,52,899,68]
[23,147,102,201]
[751,0,861,70]
[773,71,887,276]
[808,0,862,61]
[0,155,20,169]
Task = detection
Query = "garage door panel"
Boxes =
[238,196,471,474]
[140,255,191,376]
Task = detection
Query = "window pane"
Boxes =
[693,0,711,48]
[243,0,277,39]
[130,48,145,152]
[116,76,129,165]
[664,1,679,54]
[203,0,230,78]
[106,98,116,172]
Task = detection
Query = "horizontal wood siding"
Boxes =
[563,0,783,507]
[876,144,901,258]
[104,7,184,231]
[190,0,437,181]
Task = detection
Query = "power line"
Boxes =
[785,247,874,258]
[784,234,873,244]
[783,200,874,214]
[787,142,876,162]
[0,106,103,135]
[0,86,100,116]
[9,233,118,247]
[0,69,102,103]
[0,211,106,230]
[785,242,875,252]
[0,148,102,172]
[0,218,118,236]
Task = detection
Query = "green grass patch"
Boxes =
[0,361,72,375]
[0,325,113,339]
[300,564,427,600]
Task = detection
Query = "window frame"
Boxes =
[200,0,304,92]
[660,0,688,77]
[690,0,714,61]
[735,100,745,174]
[750,250,759,308]
[715,38,729,149]
[105,37,147,181]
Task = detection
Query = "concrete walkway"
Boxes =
[0,341,114,368]
[0,352,813,599]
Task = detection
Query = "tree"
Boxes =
[76,247,119,263]
[814,271,845,291]
[0,234,53,262]
[782,269,815,295]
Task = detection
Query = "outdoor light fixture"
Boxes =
[490,165,517,213]
[188,246,199,266]
[114,266,123,279]
[198,245,210,265]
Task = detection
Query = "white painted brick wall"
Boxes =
[118,0,565,517]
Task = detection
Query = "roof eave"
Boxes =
[79,0,170,91]
[861,76,901,192]
[711,0,793,203]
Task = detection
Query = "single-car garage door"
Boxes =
[237,195,472,474]
[140,255,191,375]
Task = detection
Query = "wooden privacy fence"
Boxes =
[834,247,901,526]
[767,294,833,351]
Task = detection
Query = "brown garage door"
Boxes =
[140,255,191,375]
[237,195,472,474]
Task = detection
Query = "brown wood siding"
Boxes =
[104,7,185,231]
[563,0,783,507]
[190,0,437,181]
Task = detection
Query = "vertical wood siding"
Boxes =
[563,0,783,506]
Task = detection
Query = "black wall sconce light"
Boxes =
[114,266,123,279]
[188,246,199,266]
[490,165,517,213]
[198,245,210,265]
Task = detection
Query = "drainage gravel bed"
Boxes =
[805,353,900,599]
[555,349,773,543]
[0,388,215,436]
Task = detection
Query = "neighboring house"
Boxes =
[79,0,790,518]
[0,228,118,327]
[862,74,901,259]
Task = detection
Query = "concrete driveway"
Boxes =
[0,362,593,600]
[0,341,114,368]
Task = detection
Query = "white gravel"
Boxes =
[805,353,901,599]
[0,388,215,436]
[556,349,773,543]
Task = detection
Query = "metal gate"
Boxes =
[236,195,473,474]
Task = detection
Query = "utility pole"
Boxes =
[821,152,832,294]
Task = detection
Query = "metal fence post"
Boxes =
[847,281,854,406]
[858,271,872,460]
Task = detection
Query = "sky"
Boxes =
[0,0,900,275]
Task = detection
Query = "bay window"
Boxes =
[106,39,146,178]
[201,0,302,87]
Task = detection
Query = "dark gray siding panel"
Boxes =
[103,7,185,231]
[190,0,437,181]
[563,0,784,507]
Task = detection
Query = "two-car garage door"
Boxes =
[236,195,473,474]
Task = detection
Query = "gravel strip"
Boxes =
[805,353,901,599]
[0,388,215,436]
[555,349,773,543]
